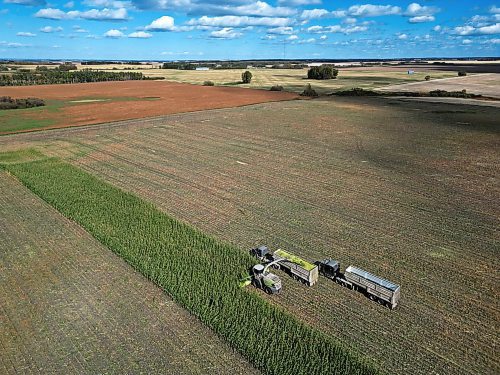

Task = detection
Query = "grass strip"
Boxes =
[2,155,380,375]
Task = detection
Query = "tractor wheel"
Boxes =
[265,287,272,295]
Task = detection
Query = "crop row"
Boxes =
[2,156,379,375]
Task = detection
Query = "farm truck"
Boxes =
[317,259,401,309]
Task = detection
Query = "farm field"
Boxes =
[380,73,500,98]
[2,97,499,374]
[0,170,260,375]
[0,80,296,135]
[70,65,457,94]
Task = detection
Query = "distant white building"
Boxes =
[196,67,209,71]
[407,70,415,75]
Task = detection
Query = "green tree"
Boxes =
[307,65,339,80]
[242,70,252,83]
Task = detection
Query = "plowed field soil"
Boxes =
[0,80,296,134]
[0,171,259,375]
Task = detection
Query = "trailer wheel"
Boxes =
[265,287,272,295]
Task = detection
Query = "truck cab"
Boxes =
[317,259,340,280]
[251,245,270,261]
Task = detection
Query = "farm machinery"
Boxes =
[244,245,401,309]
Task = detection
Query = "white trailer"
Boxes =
[344,266,401,309]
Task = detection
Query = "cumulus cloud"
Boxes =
[0,41,31,47]
[307,24,367,34]
[83,0,131,8]
[40,26,63,33]
[145,15,175,31]
[433,25,441,32]
[398,33,408,40]
[348,4,401,17]
[409,15,435,23]
[462,39,472,44]
[188,15,291,28]
[267,26,294,34]
[16,32,36,37]
[454,23,500,35]
[104,29,124,37]
[210,27,242,39]
[128,31,152,38]
[300,8,332,20]
[35,7,128,21]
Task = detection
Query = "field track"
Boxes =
[0,80,297,134]
[0,171,260,374]
[2,96,498,374]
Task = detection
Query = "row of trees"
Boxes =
[0,69,147,86]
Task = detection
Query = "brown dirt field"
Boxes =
[0,80,297,133]
[0,170,259,375]
[2,97,499,375]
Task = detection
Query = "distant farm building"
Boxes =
[196,67,210,71]
[407,70,415,75]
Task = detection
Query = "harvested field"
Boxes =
[379,73,500,98]
[2,97,499,374]
[73,67,457,94]
[0,170,260,375]
[0,80,296,135]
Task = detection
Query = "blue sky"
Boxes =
[1,0,499,60]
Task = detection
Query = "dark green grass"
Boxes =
[2,154,380,375]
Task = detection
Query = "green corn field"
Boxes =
[3,156,380,375]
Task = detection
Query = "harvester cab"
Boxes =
[251,264,282,294]
[317,259,341,280]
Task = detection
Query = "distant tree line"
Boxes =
[0,69,149,86]
[0,96,45,110]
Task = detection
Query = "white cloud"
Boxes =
[307,24,367,34]
[433,25,441,32]
[343,17,357,24]
[210,27,242,39]
[16,32,37,37]
[188,15,291,28]
[73,25,89,33]
[267,26,294,34]
[104,29,124,38]
[64,1,74,8]
[128,31,152,38]
[490,6,500,14]
[35,8,67,19]
[226,1,295,17]
[454,23,500,35]
[40,26,63,33]
[409,15,435,23]
[462,39,472,44]
[0,41,30,47]
[320,34,327,40]
[404,3,439,17]
[145,16,175,31]
[35,7,128,21]
[398,33,408,40]
[300,8,331,20]
[287,34,298,40]
[348,4,401,17]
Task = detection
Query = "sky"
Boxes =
[1,0,499,60]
